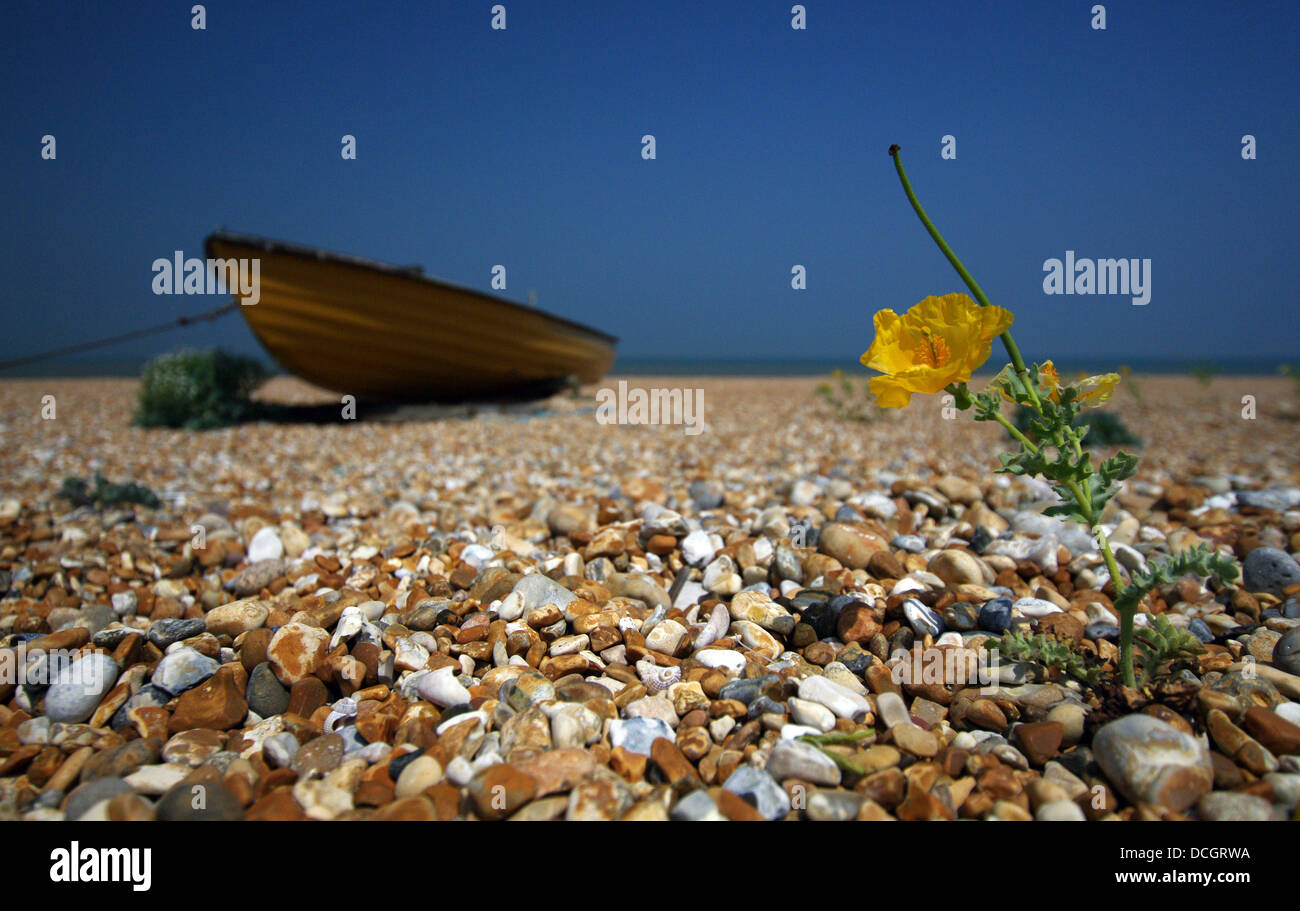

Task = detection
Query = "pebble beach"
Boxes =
[2,373,1300,822]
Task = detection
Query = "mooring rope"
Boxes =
[0,301,241,372]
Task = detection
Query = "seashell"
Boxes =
[323,697,357,733]
[636,659,681,695]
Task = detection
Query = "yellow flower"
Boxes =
[1036,361,1120,407]
[860,293,1014,408]
[985,359,1118,409]
[1040,361,1061,392]
[1072,371,1121,407]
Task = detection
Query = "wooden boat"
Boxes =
[205,231,618,401]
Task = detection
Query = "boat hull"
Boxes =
[205,233,617,401]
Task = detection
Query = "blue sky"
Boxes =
[2,0,1296,370]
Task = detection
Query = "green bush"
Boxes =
[1011,405,1141,448]
[58,474,160,509]
[814,369,881,423]
[1281,364,1300,396]
[134,348,270,429]
[1189,362,1219,386]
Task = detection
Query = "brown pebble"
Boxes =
[26,746,65,788]
[107,792,156,821]
[168,670,249,734]
[676,726,712,762]
[0,744,40,777]
[610,745,647,781]
[896,781,955,820]
[26,628,90,652]
[239,628,273,672]
[650,737,701,787]
[287,677,329,717]
[857,767,905,809]
[427,781,462,820]
[42,746,93,793]
[714,786,766,821]
[1242,706,1300,756]
[257,767,299,798]
[246,786,307,821]
[836,604,882,644]
[467,764,537,820]
[371,796,435,820]
[1013,721,1065,766]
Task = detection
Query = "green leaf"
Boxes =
[1043,502,1088,523]
[973,387,1005,422]
[997,629,1101,686]
[1100,451,1139,483]
[949,383,974,410]
[1113,544,1240,618]
[1135,614,1206,685]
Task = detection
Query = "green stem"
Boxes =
[797,733,873,777]
[889,146,1041,410]
[812,746,866,777]
[802,729,877,746]
[1098,531,1136,688]
[1064,477,1136,688]
[990,411,1040,455]
[1049,421,1085,470]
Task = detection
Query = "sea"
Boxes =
[0,355,1287,379]
[609,356,1286,377]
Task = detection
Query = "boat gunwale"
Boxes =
[204,230,620,347]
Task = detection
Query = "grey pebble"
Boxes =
[1243,547,1300,597]
[148,617,207,649]
[722,765,790,820]
[671,789,724,821]
[44,653,118,723]
[1273,627,1300,676]
[64,777,134,820]
[151,646,218,695]
[246,662,290,717]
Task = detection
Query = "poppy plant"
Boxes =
[875,145,1238,688]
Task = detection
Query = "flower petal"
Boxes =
[868,374,916,408]
[907,293,1013,381]
[861,309,911,375]
[1075,373,1121,407]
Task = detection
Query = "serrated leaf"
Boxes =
[1043,503,1089,522]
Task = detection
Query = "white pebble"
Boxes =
[247,526,284,562]
[1014,597,1064,618]
[681,529,717,567]
[417,666,471,708]
[797,675,870,721]
[787,696,836,732]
